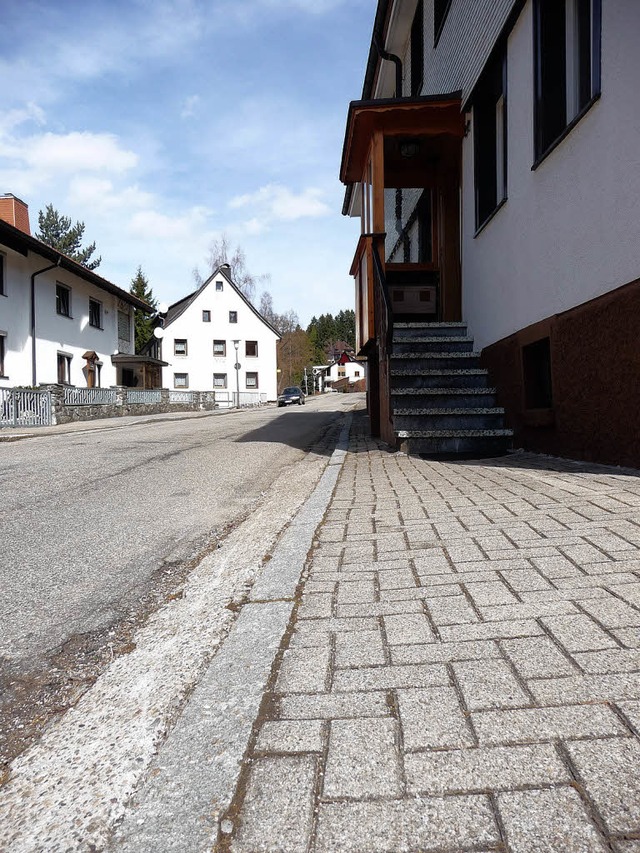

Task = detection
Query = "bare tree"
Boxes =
[194,233,269,302]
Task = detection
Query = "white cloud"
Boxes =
[24,132,138,174]
[229,184,331,223]
[180,95,201,119]
[128,206,210,241]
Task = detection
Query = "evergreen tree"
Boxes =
[36,204,101,269]
[129,266,157,353]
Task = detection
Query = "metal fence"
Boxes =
[214,391,266,408]
[168,390,194,404]
[1,388,52,428]
[126,390,162,404]
[64,387,117,405]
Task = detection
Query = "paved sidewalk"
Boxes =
[218,414,640,852]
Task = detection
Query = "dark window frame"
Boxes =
[215,280,224,292]
[229,311,238,324]
[213,339,226,357]
[246,371,259,389]
[57,352,72,384]
[174,338,188,356]
[533,0,602,167]
[89,298,102,329]
[434,0,453,46]
[56,283,72,318]
[213,372,227,388]
[173,372,189,389]
[202,310,211,322]
[245,340,258,357]
[0,253,5,296]
[410,0,424,96]
[0,334,5,377]
[522,337,553,410]
[474,49,508,232]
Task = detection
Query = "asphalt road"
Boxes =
[0,395,357,672]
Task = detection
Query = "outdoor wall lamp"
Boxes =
[399,139,420,158]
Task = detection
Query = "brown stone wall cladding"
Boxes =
[481,278,640,469]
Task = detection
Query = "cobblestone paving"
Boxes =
[221,417,640,852]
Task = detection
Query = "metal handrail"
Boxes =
[371,237,393,353]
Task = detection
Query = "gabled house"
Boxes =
[0,194,153,389]
[323,351,367,390]
[342,1,640,467]
[159,264,280,401]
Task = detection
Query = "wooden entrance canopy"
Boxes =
[340,93,464,186]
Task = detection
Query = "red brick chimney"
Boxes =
[0,193,31,235]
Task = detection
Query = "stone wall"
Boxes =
[42,386,220,426]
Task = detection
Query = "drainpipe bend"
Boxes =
[31,257,61,387]
[373,33,403,98]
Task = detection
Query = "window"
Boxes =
[523,337,553,409]
[174,339,188,356]
[229,311,237,323]
[0,334,5,376]
[474,50,507,229]
[118,310,131,342]
[338,368,346,378]
[213,339,226,356]
[246,372,258,389]
[89,298,102,329]
[56,283,71,317]
[57,353,72,384]
[354,370,360,377]
[213,373,227,388]
[434,0,452,45]
[245,341,258,357]
[0,253,5,296]
[216,280,224,292]
[410,0,424,95]
[202,310,211,322]
[534,0,601,161]
[174,373,189,388]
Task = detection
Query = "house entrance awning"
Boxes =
[340,93,464,185]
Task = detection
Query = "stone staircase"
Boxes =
[390,322,513,457]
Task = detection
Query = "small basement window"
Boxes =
[522,337,553,409]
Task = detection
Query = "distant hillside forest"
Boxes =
[277,310,356,392]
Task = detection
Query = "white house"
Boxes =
[323,351,367,390]
[342,0,640,467]
[160,264,280,401]
[0,194,152,390]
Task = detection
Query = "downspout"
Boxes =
[373,33,403,98]
[31,257,61,387]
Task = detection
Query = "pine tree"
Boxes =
[36,204,101,269]
[129,266,157,353]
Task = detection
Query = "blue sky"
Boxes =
[0,0,374,324]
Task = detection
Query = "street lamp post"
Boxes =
[233,339,241,409]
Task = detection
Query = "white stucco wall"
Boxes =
[326,360,366,385]
[462,2,640,351]
[1,245,133,388]
[162,276,279,400]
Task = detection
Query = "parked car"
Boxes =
[277,386,305,407]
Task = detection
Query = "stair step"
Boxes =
[392,389,498,408]
[394,409,507,432]
[392,337,475,354]
[393,323,468,340]
[391,351,481,359]
[397,433,512,458]
[391,387,497,395]
[391,369,490,389]
[393,408,505,416]
[397,429,513,438]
